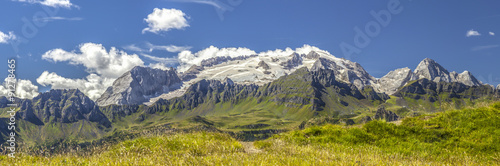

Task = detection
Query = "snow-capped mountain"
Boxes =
[144,50,378,105]
[96,46,487,105]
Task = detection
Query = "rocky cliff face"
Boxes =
[449,71,481,87]
[16,89,111,127]
[97,66,182,106]
[413,58,452,82]
[393,78,495,102]
[304,51,321,59]
[167,78,259,110]
[374,67,414,95]
[180,65,204,81]
[310,57,376,90]
[280,53,303,70]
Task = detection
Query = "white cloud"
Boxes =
[177,44,327,72]
[33,16,83,22]
[0,31,16,44]
[466,29,481,37]
[167,0,225,9]
[42,43,144,78]
[490,32,495,36]
[471,45,500,51]
[14,0,76,8]
[36,72,114,100]
[142,8,190,34]
[40,43,144,100]
[0,78,39,99]
[123,44,146,52]
[141,53,179,65]
[124,42,192,53]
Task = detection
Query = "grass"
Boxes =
[1,103,499,165]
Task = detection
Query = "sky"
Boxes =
[0,0,499,99]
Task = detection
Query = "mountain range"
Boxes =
[1,51,499,146]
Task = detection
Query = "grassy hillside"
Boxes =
[1,103,499,165]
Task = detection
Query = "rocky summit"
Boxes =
[412,58,481,86]
[97,66,182,106]
[374,58,482,95]
[373,67,414,95]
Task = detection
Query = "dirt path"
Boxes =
[240,142,262,154]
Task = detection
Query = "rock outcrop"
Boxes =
[280,53,303,69]
[304,51,320,59]
[374,107,399,122]
[180,65,204,81]
[257,60,271,70]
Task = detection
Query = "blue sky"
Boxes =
[0,0,499,98]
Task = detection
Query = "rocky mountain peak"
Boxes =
[304,51,321,59]
[414,58,451,82]
[181,65,204,81]
[257,60,271,70]
[453,70,481,86]
[280,52,303,69]
[17,89,111,127]
[96,66,182,106]
[223,77,234,86]
[374,67,413,95]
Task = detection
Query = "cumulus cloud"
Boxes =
[40,43,144,100]
[36,72,114,100]
[142,8,190,34]
[0,31,16,44]
[466,29,481,37]
[14,0,76,8]
[0,78,39,99]
[490,32,495,36]
[42,43,144,78]
[177,44,327,72]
